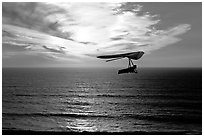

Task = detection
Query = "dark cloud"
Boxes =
[3,30,17,38]
[2,2,71,39]
[78,41,97,45]
[111,37,123,41]
[42,45,66,54]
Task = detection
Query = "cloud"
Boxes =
[42,45,66,54]
[2,2,191,61]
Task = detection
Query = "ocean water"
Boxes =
[2,67,202,134]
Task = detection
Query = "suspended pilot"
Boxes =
[118,65,137,74]
[130,65,137,73]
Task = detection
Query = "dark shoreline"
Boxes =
[2,130,201,135]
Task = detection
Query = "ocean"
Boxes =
[2,67,202,135]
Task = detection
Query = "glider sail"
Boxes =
[97,51,144,60]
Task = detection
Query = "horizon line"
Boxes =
[2,66,202,69]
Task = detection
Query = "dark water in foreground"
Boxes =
[2,68,202,134]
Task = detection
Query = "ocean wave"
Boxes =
[2,113,115,119]
[3,112,201,124]
[123,114,201,124]
[14,94,86,98]
[62,102,91,106]
[96,94,136,98]
[12,93,199,101]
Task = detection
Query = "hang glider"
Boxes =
[97,51,144,74]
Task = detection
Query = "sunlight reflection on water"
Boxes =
[66,118,97,132]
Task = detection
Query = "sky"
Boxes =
[2,2,202,68]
